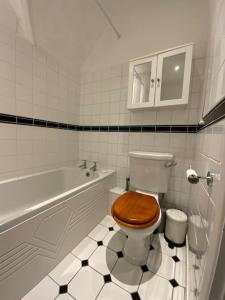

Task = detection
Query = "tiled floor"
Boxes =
[22,215,186,300]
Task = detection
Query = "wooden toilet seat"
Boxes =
[111,191,160,229]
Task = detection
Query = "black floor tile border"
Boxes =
[0,98,224,133]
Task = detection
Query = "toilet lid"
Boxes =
[112,191,160,225]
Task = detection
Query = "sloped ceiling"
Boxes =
[29,0,209,73]
[29,0,111,70]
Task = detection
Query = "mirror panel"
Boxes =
[160,53,185,101]
[132,61,152,104]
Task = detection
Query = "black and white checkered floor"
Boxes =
[22,215,186,300]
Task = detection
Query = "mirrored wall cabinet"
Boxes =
[127,44,193,109]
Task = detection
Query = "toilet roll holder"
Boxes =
[188,171,214,186]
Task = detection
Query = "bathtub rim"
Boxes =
[0,166,91,185]
[0,167,115,234]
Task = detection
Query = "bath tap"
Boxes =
[79,160,87,169]
[90,161,97,172]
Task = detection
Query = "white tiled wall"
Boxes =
[202,0,225,116]
[0,123,78,180]
[79,131,196,212]
[188,120,225,300]
[79,57,204,126]
[187,0,225,299]
[78,52,204,211]
[0,1,79,179]
[0,30,79,123]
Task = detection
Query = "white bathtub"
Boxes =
[0,167,114,300]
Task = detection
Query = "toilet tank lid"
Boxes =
[129,151,174,161]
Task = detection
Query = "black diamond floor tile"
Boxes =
[59,285,68,294]
[131,291,141,300]
[168,242,175,249]
[150,245,154,250]
[169,279,179,288]
[172,255,180,262]
[141,265,149,272]
[117,251,124,258]
[109,227,114,231]
[97,241,103,246]
[81,259,89,267]
[103,274,112,283]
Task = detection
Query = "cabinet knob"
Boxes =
[157,78,160,87]
[151,79,154,87]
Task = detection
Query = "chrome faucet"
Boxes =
[90,161,97,172]
[79,160,87,169]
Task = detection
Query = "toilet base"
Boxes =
[113,204,161,266]
[123,235,151,266]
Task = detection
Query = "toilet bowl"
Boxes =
[112,190,161,265]
[111,151,174,266]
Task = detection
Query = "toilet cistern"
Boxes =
[112,151,174,266]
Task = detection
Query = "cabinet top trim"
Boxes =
[129,42,194,62]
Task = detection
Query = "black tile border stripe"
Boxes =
[0,97,224,133]
[0,114,17,124]
[17,116,33,126]
[34,119,47,127]
[0,114,198,133]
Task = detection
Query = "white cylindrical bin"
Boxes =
[165,209,188,245]
[188,214,208,254]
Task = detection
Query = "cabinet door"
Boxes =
[127,56,157,109]
[155,45,192,107]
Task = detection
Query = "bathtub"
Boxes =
[0,167,114,300]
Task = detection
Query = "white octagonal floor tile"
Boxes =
[72,236,97,260]
[175,261,186,287]
[139,272,173,300]
[100,215,116,228]
[97,282,131,300]
[68,266,104,300]
[88,224,109,241]
[49,253,81,285]
[22,276,58,300]
[176,247,186,262]
[89,245,118,275]
[103,230,127,252]
[173,286,185,300]
[147,249,175,280]
[111,257,142,293]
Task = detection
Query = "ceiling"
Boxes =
[29,0,112,71]
[28,0,209,73]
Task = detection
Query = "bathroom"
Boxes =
[0,0,224,299]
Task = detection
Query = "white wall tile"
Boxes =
[188,118,225,300]
[0,8,80,179]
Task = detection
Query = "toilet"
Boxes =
[112,151,174,265]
